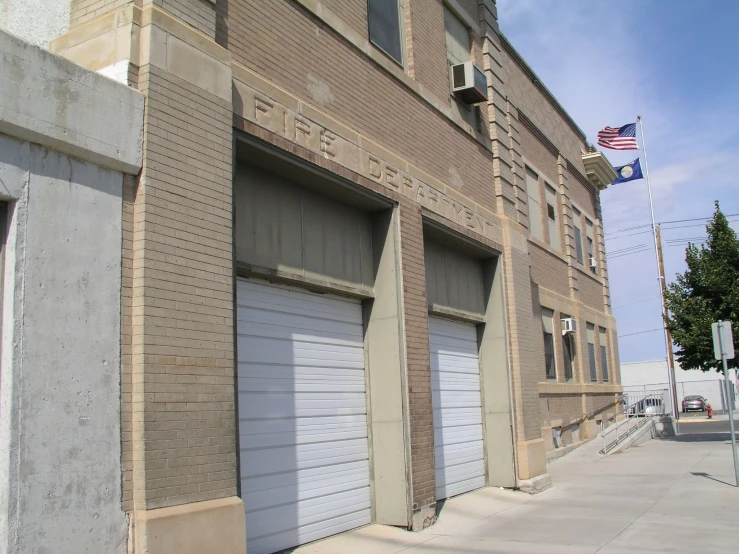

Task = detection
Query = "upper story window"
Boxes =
[444,5,470,67]
[368,0,403,66]
[587,323,597,382]
[545,184,560,251]
[585,218,596,274]
[572,207,584,265]
[525,167,543,241]
[599,327,610,381]
[562,315,575,382]
[542,308,556,380]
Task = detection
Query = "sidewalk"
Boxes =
[293,433,739,553]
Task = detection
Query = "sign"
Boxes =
[712,320,735,360]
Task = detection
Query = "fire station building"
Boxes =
[0,1,621,553]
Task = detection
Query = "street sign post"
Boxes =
[712,320,739,486]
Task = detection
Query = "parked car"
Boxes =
[627,397,664,417]
[682,395,707,413]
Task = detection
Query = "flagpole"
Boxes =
[638,115,679,425]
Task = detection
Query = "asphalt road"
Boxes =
[678,417,739,434]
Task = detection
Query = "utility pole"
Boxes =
[655,225,679,420]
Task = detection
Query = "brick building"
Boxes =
[1,1,620,553]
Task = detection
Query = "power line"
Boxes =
[609,248,651,259]
[612,295,661,309]
[610,243,648,254]
[606,213,739,237]
[619,328,663,338]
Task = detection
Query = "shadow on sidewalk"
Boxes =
[690,471,736,487]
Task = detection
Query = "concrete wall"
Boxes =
[0,0,69,47]
[0,29,143,174]
[0,29,143,553]
[0,133,127,554]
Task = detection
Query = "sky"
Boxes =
[497,0,739,364]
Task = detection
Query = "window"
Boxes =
[542,308,556,380]
[572,208,584,264]
[526,167,543,240]
[585,218,596,273]
[545,185,560,251]
[587,323,597,382]
[444,5,470,66]
[599,328,609,381]
[368,0,403,65]
[562,315,574,381]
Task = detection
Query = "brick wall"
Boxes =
[70,0,132,27]
[504,243,543,441]
[218,0,496,212]
[530,244,570,298]
[567,167,597,218]
[151,0,216,37]
[321,0,367,38]
[577,271,604,311]
[121,176,136,509]
[518,122,558,183]
[543,395,582,422]
[398,197,436,513]
[130,62,236,510]
[407,0,452,102]
[499,39,587,167]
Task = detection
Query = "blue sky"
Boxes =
[497,0,739,363]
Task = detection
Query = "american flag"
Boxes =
[597,123,638,150]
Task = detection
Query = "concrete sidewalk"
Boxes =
[293,434,739,553]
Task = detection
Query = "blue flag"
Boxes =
[612,158,643,185]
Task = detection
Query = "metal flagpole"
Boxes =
[637,115,679,427]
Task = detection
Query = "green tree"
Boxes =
[665,202,739,372]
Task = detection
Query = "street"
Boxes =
[678,413,739,434]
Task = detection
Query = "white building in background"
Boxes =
[621,360,736,414]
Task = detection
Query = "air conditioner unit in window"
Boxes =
[561,317,577,336]
[589,256,598,269]
[451,62,488,104]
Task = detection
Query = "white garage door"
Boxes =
[236,280,371,554]
[429,317,485,500]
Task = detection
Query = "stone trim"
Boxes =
[539,382,622,395]
[232,62,504,247]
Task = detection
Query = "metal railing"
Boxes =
[600,389,667,455]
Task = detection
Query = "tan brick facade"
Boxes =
[51,0,622,550]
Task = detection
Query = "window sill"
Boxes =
[574,263,603,285]
[529,237,568,264]
[539,382,623,395]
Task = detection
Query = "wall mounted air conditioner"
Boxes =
[589,257,598,269]
[561,317,577,336]
[451,61,488,104]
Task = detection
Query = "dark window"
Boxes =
[563,334,574,381]
[601,345,609,381]
[547,204,556,220]
[544,331,556,379]
[574,225,584,264]
[588,343,597,382]
[368,0,403,65]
